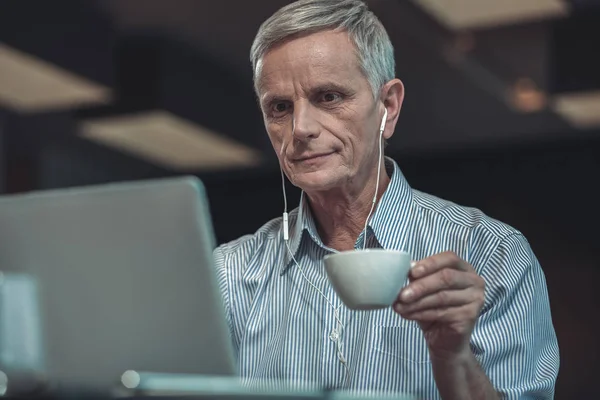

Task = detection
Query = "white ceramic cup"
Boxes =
[323,249,412,310]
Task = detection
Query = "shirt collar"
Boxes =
[367,157,414,251]
[280,157,414,275]
[280,191,319,275]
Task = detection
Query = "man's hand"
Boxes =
[393,251,485,360]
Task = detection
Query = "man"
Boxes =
[214,0,559,398]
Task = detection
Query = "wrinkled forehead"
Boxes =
[255,30,365,97]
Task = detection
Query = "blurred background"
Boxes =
[0,0,598,398]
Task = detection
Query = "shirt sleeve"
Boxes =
[472,233,560,399]
[213,245,237,354]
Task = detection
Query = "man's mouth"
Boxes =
[293,152,334,162]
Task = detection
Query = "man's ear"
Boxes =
[380,79,404,140]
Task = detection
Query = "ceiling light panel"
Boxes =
[412,0,568,30]
[0,43,111,112]
[79,110,262,170]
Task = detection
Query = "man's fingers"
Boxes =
[399,268,478,303]
[410,251,473,280]
[400,304,477,323]
[394,288,479,315]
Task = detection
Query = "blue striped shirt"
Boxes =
[214,157,559,399]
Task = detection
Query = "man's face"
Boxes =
[256,30,383,193]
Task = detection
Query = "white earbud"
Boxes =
[379,108,387,135]
[283,211,289,241]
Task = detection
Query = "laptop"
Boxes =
[0,176,237,393]
[0,178,418,400]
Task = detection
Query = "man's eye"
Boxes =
[271,102,291,116]
[321,92,341,103]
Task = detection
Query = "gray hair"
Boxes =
[250,0,395,98]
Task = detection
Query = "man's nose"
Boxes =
[292,102,320,142]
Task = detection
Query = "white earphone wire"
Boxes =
[280,142,289,213]
[279,108,388,387]
[361,108,387,250]
[284,240,350,384]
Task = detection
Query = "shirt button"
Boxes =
[329,330,339,341]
